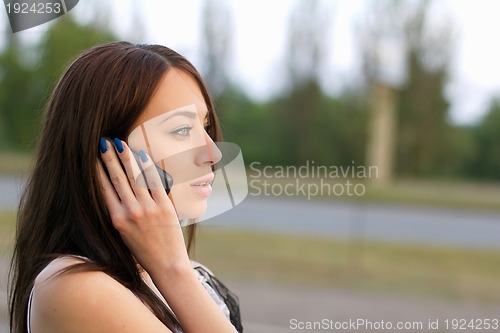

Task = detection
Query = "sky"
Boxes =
[2,0,500,125]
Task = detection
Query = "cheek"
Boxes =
[148,133,174,161]
[170,183,196,209]
[127,127,148,153]
[170,183,188,200]
[162,151,201,186]
[131,129,204,186]
[170,185,208,220]
[132,129,181,161]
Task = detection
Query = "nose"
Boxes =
[196,131,222,166]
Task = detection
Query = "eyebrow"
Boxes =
[159,110,198,124]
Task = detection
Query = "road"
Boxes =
[204,194,500,250]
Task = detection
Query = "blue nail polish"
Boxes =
[99,138,108,153]
[139,150,148,162]
[113,138,124,153]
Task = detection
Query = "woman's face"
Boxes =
[127,69,222,220]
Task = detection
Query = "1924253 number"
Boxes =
[6,2,62,14]
[444,318,499,330]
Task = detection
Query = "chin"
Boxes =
[171,189,208,220]
[170,180,213,220]
[180,201,208,220]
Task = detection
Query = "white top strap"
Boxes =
[27,287,35,333]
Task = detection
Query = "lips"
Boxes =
[189,173,214,197]
[190,173,215,186]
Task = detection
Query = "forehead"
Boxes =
[137,68,207,124]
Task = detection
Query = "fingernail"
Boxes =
[113,138,124,153]
[99,138,108,153]
[139,150,148,162]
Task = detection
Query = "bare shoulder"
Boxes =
[31,256,172,333]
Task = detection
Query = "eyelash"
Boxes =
[171,125,193,137]
[170,116,211,138]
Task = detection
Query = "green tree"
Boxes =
[215,86,281,165]
[465,100,500,180]
[199,0,233,98]
[396,48,451,177]
[395,1,456,178]
[35,15,116,92]
[277,0,332,164]
[0,14,116,150]
[0,38,37,149]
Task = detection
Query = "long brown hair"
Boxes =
[9,41,219,333]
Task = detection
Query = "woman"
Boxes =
[9,42,243,333]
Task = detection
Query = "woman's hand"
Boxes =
[97,138,237,333]
[98,138,190,276]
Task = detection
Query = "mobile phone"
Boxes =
[104,137,173,194]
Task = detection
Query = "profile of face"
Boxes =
[127,69,222,220]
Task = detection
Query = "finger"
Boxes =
[97,161,124,218]
[114,140,151,201]
[138,150,171,206]
[100,138,138,205]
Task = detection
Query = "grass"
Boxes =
[0,151,32,176]
[0,211,16,255]
[194,226,500,304]
[363,179,500,211]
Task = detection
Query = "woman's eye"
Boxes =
[171,125,193,137]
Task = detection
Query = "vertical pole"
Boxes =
[366,81,396,184]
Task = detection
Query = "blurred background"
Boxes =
[1,0,500,332]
